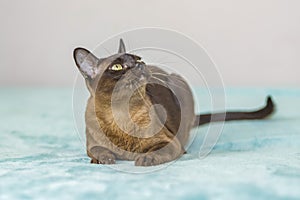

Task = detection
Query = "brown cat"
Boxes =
[73,39,274,166]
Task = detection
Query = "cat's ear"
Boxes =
[118,38,126,53]
[73,48,99,79]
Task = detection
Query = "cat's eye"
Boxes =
[111,64,123,71]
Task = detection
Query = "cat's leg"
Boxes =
[135,137,184,166]
[88,146,116,164]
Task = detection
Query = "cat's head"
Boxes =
[73,39,150,96]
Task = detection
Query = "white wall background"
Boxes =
[0,0,299,87]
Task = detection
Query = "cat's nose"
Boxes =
[136,63,145,71]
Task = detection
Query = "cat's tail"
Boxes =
[194,96,275,126]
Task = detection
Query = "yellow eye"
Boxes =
[111,64,123,71]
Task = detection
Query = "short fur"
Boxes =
[73,39,275,166]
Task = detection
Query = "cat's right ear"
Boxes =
[73,48,99,79]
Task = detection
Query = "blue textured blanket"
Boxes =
[0,88,299,200]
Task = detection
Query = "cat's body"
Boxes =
[84,64,194,165]
[73,39,274,166]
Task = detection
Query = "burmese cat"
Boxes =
[73,39,274,166]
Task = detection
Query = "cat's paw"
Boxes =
[134,154,161,166]
[91,153,116,165]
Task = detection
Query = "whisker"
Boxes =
[151,72,187,85]
[149,75,190,93]
[150,56,176,65]
[131,82,152,151]
[133,82,152,108]
[150,72,175,77]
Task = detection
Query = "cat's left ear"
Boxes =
[118,38,126,53]
[73,48,99,79]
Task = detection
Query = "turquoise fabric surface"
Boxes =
[0,88,299,200]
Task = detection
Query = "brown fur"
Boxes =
[84,71,186,166]
[70,42,195,166]
[73,40,274,166]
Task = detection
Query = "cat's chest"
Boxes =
[96,100,154,136]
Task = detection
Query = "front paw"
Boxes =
[135,154,161,166]
[89,146,116,165]
[91,153,116,165]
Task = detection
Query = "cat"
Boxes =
[73,39,274,166]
